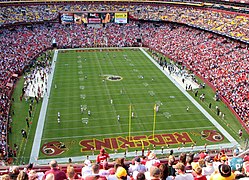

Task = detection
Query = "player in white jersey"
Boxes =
[80,105,84,114]
[131,112,134,119]
[57,112,60,123]
[186,106,189,112]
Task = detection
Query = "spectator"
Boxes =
[202,159,215,178]
[115,166,129,180]
[136,172,145,180]
[145,153,160,171]
[85,163,107,180]
[9,166,20,180]
[193,166,206,180]
[173,162,194,180]
[82,159,93,179]
[115,158,129,174]
[66,165,80,179]
[17,170,29,180]
[243,157,249,177]
[45,173,54,180]
[185,154,194,173]
[209,164,235,180]
[228,148,243,173]
[1,174,10,180]
[158,163,173,180]
[99,160,110,177]
[167,155,176,176]
[128,157,146,175]
[42,160,67,180]
[28,170,41,180]
[178,153,186,165]
[145,165,161,180]
[191,162,207,180]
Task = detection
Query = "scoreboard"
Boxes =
[60,12,128,24]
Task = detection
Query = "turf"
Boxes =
[9,48,246,164]
[41,48,230,159]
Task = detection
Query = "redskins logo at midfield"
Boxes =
[41,141,68,156]
[201,130,224,142]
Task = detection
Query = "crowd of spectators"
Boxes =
[1,3,249,42]
[0,4,58,25]
[1,148,249,180]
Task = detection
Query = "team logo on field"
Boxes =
[201,130,224,142]
[107,76,122,81]
[41,141,68,156]
[102,74,123,81]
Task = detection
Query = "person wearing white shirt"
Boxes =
[81,159,92,179]
[173,163,194,180]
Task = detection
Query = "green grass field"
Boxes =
[9,48,246,164]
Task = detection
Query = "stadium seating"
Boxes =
[0,1,248,179]
[1,3,249,42]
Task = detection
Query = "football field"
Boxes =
[30,47,238,164]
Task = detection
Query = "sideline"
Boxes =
[29,50,58,163]
[140,47,238,147]
[30,47,239,165]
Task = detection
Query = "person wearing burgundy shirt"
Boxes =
[43,160,67,180]
[96,148,110,169]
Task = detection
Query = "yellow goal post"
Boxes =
[128,104,157,147]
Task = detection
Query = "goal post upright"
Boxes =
[153,104,157,140]
[128,104,156,142]
[128,104,132,141]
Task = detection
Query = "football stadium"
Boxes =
[0,0,249,179]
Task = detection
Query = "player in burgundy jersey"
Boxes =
[96,148,110,169]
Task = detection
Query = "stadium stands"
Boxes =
[0,1,248,179]
[0,148,249,179]
[1,3,249,42]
